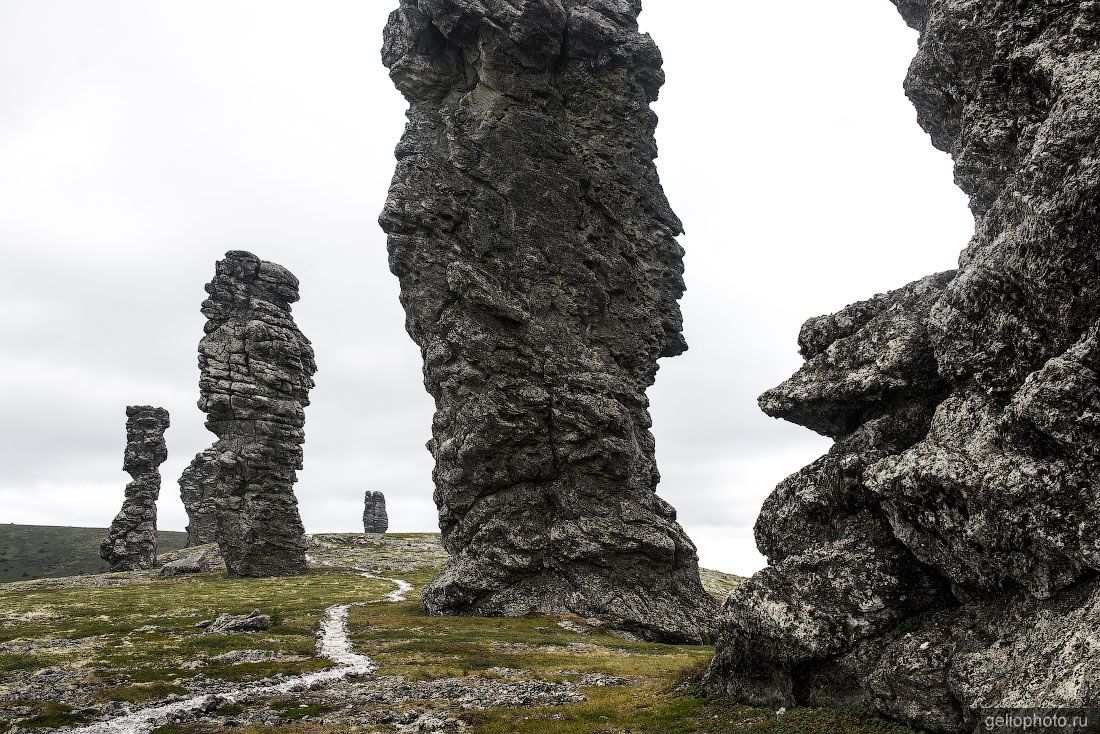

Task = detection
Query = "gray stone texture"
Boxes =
[706,1,1100,729]
[379,0,716,642]
[191,250,316,577]
[363,491,389,534]
[180,447,219,547]
[202,609,274,634]
[100,406,170,571]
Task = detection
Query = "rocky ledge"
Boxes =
[706,1,1100,730]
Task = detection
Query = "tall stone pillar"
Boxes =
[191,250,316,577]
[380,0,716,642]
[101,406,170,571]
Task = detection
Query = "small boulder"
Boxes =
[204,609,273,634]
[159,552,215,578]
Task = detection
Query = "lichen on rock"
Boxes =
[706,0,1100,728]
[379,0,716,642]
[100,406,171,572]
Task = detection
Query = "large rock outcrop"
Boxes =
[180,447,219,547]
[706,1,1100,729]
[363,491,389,534]
[188,250,316,577]
[100,406,170,571]
[379,0,716,642]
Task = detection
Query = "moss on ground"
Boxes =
[0,533,917,734]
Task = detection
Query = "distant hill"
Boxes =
[0,524,189,582]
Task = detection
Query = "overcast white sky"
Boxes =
[0,1,972,575]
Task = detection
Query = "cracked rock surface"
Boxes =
[185,250,316,578]
[364,491,390,534]
[100,406,171,572]
[706,0,1100,729]
[180,447,219,547]
[379,0,716,642]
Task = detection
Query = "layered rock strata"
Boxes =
[180,447,219,546]
[190,250,316,577]
[100,406,170,571]
[363,491,389,534]
[380,0,716,642]
[706,1,1100,729]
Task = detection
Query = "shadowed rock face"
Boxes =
[363,491,389,534]
[379,0,716,642]
[100,406,170,571]
[706,1,1100,728]
[190,250,316,577]
[180,447,219,547]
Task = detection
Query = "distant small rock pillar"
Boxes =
[192,250,316,577]
[363,491,389,534]
[100,406,170,571]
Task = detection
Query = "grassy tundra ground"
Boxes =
[0,533,919,734]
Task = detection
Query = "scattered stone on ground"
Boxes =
[0,533,765,734]
[201,609,273,634]
[158,546,222,578]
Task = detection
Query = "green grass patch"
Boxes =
[271,700,336,721]
[0,651,49,673]
[0,533,911,734]
[467,688,922,734]
[6,701,92,730]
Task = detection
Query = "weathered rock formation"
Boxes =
[100,406,170,571]
[159,545,224,578]
[180,447,219,546]
[189,250,316,577]
[199,609,274,634]
[363,491,389,534]
[706,1,1100,729]
[380,0,716,642]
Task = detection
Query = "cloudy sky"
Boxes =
[0,0,973,575]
